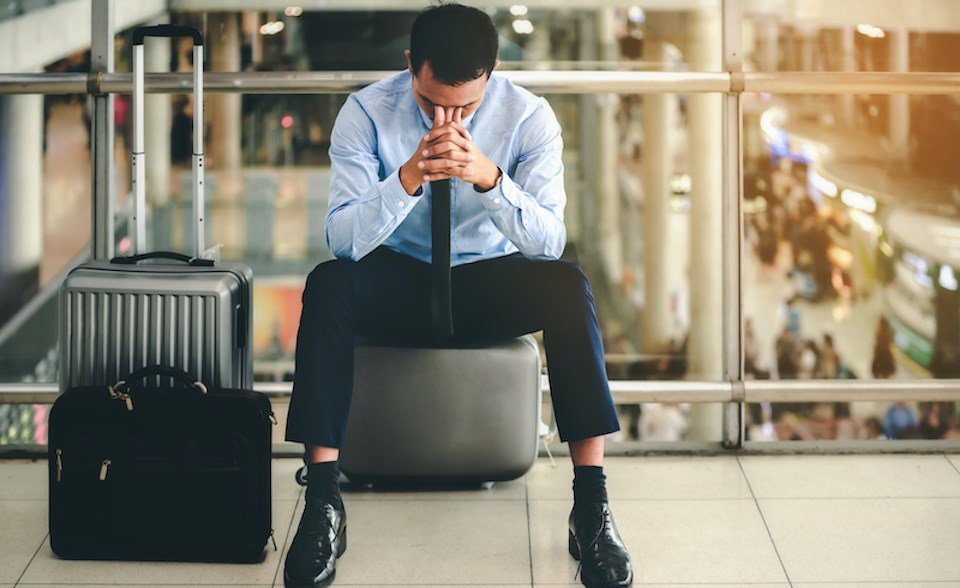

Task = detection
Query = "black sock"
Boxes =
[305,461,343,510]
[572,465,608,507]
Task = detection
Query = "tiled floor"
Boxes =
[2,454,960,587]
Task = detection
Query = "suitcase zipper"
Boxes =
[99,459,112,481]
[55,449,63,481]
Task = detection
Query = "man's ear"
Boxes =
[405,50,413,74]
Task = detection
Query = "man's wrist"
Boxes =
[399,164,424,196]
[474,166,503,193]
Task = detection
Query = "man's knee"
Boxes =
[303,258,355,306]
[543,260,592,298]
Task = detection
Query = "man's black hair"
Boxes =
[409,3,498,85]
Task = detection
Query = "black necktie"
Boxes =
[430,179,454,343]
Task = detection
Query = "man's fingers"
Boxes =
[422,140,475,160]
[453,107,463,124]
[422,172,453,182]
[418,157,473,172]
[433,105,445,128]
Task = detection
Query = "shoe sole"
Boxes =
[283,526,347,588]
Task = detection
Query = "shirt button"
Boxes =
[493,198,502,205]
[397,200,405,208]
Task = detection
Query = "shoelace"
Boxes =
[573,511,607,581]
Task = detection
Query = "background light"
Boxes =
[260,21,285,35]
[857,24,886,39]
[509,5,528,16]
[281,115,294,129]
[284,6,303,17]
[512,19,534,35]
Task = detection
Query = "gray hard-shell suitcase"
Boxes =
[59,26,253,392]
[339,335,543,485]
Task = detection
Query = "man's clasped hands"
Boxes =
[399,106,499,195]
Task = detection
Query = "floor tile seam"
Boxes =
[736,456,794,588]
[753,495,960,501]
[788,582,960,585]
[12,531,47,587]
[524,479,535,588]
[270,486,303,588]
[944,454,960,477]
[525,497,760,502]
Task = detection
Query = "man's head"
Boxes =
[409,3,498,84]
[406,3,500,120]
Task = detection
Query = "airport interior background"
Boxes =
[1,0,960,451]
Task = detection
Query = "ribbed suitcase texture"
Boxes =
[48,368,273,562]
[59,261,253,392]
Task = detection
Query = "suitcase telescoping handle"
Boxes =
[114,364,208,395]
[110,251,214,266]
[131,25,205,258]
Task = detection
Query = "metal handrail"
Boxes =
[1,71,959,95]
[3,378,959,405]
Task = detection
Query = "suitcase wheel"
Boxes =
[295,466,308,487]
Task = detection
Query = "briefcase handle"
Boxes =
[114,365,208,395]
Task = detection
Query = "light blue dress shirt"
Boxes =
[326,70,566,266]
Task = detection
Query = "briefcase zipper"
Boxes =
[55,449,63,481]
[107,385,134,412]
[99,459,112,481]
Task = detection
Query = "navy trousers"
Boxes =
[285,247,619,448]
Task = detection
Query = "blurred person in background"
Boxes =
[918,402,951,439]
[816,333,840,379]
[871,317,896,379]
[775,326,798,380]
[883,402,918,440]
[797,339,819,380]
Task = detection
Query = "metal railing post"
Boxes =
[721,0,745,448]
[90,0,115,260]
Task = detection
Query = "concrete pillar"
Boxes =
[641,28,675,352]
[0,91,44,324]
[839,26,857,126]
[144,21,171,207]
[243,11,262,66]
[889,28,910,159]
[208,12,242,171]
[594,8,623,287]
[758,20,779,71]
[686,8,723,441]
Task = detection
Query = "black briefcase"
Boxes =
[48,365,274,563]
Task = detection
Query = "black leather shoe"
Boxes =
[568,502,633,587]
[284,499,347,588]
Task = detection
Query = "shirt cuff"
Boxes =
[478,172,522,211]
[381,169,422,215]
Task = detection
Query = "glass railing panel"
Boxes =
[743,0,960,74]
[742,91,960,442]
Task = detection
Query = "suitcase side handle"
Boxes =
[110,251,215,267]
[115,365,208,395]
[133,25,203,46]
